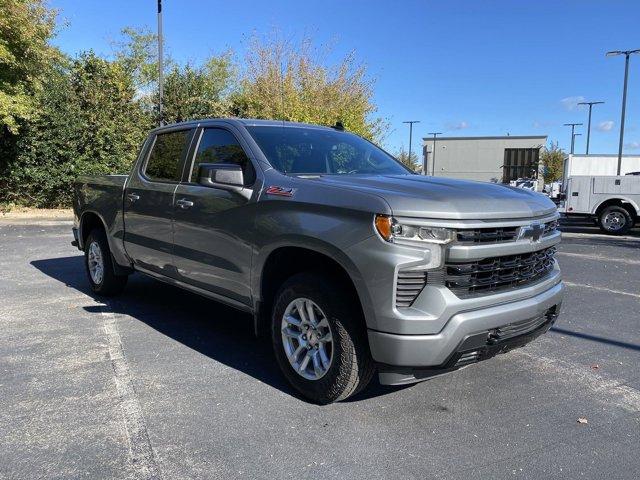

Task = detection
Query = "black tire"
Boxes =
[84,228,128,296]
[271,272,375,404]
[598,206,634,235]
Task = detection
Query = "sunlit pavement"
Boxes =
[1,218,638,479]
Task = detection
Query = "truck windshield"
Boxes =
[246,126,411,175]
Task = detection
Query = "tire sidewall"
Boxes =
[85,231,107,292]
[600,206,633,235]
[271,273,364,404]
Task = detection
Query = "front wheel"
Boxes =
[598,206,634,235]
[271,272,374,404]
[84,228,128,296]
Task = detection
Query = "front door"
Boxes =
[123,128,194,275]
[172,127,258,306]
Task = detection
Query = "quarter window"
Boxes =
[145,130,190,182]
[191,128,255,185]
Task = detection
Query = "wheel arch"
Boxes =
[253,238,374,338]
[592,197,639,219]
[79,210,133,275]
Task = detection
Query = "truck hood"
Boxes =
[310,174,557,220]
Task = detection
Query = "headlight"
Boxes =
[374,214,455,245]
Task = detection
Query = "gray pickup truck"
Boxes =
[72,118,563,403]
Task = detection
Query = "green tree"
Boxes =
[0,0,59,132]
[160,55,235,123]
[233,35,386,141]
[540,142,565,183]
[2,52,151,206]
[395,147,419,171]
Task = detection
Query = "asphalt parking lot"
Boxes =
[1,217,639,479]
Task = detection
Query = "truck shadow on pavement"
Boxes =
[31,255,408,403]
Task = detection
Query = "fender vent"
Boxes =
[395,270,428,308]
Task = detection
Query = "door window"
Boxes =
[144,130,191,182]
[191,128,255,185]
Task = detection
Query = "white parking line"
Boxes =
[561,231,640,242]
[557,251,640,266]
[101,305,162,480]
[563,281,640,299]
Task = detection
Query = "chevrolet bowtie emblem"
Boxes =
[518,223,544,242]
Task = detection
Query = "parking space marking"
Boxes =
[561,231,640,242]
[101,305,162,480]
[563,281,640,299]
[557,251,640,265]
[513,350,640,413]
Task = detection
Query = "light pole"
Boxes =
[403,121,420,170]
[572,133,582,154]
[563,123,582,154]
[157,0,164,125]
[606,49,640,175]
[577,101,604,154]
[427,132,442,176]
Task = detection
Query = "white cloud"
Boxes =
[560,96,585,111]
[624,141,640,150]
[447,121,469,130]
[596,120,614,132]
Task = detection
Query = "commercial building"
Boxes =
[422,135,547,186]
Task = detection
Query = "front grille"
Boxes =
[442,246,556,298]
[395,270,428,308]
[456,220,558,244]
[456,226,519,243]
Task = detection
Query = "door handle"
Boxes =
[127,192,140,202]
[176,198,194,209]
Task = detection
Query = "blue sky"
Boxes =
[49,0,640,156]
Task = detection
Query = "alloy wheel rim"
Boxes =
[281,298,334,380]
[604,212,625,231]
[88,241,104,285]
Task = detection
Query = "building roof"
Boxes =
[421,135,547,141]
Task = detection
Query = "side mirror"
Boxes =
[198,163,244,189]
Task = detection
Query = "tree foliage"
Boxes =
[540,142,565,183]
[233,35,386,141]
[395,147,420,172]
[2,53,151,206]
[160,56,235,123]
[0,0,59,132]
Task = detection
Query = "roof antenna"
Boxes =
[332,120,344,131]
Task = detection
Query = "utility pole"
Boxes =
[157,0,164,125]
[606,49,640,175]
[427,132,442,176]
[563,123,582,154]
[577,101,604,154]
[403,121,420,171]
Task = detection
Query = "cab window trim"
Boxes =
[184,126,257,187]
[140,128,195,185]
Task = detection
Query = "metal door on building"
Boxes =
[502,148,540,183]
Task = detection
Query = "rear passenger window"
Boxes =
[144,130,190,182]
[191,128,255,185]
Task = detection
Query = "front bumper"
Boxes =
[369,281,564,385]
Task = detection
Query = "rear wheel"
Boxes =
[598,206,634,235]
[84,228,128,296]
[271,272,374,404]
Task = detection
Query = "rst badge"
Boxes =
[517,222,544,242]
[265,186,296,197]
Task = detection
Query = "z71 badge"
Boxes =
[265,186,296,197]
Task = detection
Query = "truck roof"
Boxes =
[150,118,337,133]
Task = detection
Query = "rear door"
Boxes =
[172,126,258,306]
[123,128,194,275]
